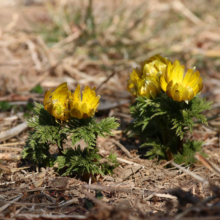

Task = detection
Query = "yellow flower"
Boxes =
[127,69,142,96]
[160,60,203,102]
[70,85,100,119]
[44,82,71,121]
[141,54,170,77]
[127,54,169,98]
[137,75,161,99]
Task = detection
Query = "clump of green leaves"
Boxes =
[22,102,119,177]
[127,93,212,164]
[56,147,118,176]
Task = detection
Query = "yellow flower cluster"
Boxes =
[127,54,169,99]
[127,55,203,102]
[44,83,100,121]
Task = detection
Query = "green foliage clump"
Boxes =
[56,147,118,176]
[174,140,205,164]
[127,93,212,164]
[55,147,102,176]
[63,117,119,149]
[22,102,119,177]
[22,134,54,167]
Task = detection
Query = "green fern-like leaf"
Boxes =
[56,147,108,176]
[127,92,212,164]
[65,117,119,148]
[22,132,54,166]
[174,140,204,164]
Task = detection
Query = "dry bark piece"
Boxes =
[112,140,132,158]
[117,157,143,167]
[50,177,69,189]
[114,164,143,181]
[0,122,28,142]
[0,164,11,173]
[0,153,21,161]
[195,152,220,176]
[0,146,22,152]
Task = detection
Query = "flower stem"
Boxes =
[160,121,173,161]
[58,145,63,156]
[57,125,64,156]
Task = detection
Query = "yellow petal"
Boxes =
[82,86,92,103]
[192,77,203,95]
[182,69,194,86]
[143,63,157,76]
[70,102,83,119]
[44,102,53,114]
[165,61,172,82]
[173,90,181,102]
[127,79,136,95]
[198,78,203,92]
[72,85,81,103]
[156,61,168,75]
[160,75,168,92]
[70,108,82,119]
[176,65,184,83]
[171,83,180,100]
[166,81,173,98]
[187,87,195,101]
[186,71,200,88]
[64,110,70,121]
[135,67,142,78]
[81,102,88,115]
[44,88,53,105]
[127,69,141,96]
[181,87,189,101]
[168,60,180,83]
[148,81,159,99]
[44,88,54,114]
[52,82,70,101]
[43,83,72,121]
[91,95,101,110]
[70,85,100,119]
[88,108,96,118]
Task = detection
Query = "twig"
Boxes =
[54,198,78,208]
[16,214,87,219]
[26,40,42,71]
[0,146,22,152]
[83,184,154,197]
[172,1,202,25]
[171,161,209,185]
[160,159,174,167]
[96,72,116,92]
[117,157,143,167]
[0,181,15,186]
[0,194,23,212]
[112,140,132,158]
[0,153,21,161]
[195,153,220,176]
[51,31,81,48]
[0,187,78,195]
[0,122,28,142]
[143,192,177,201]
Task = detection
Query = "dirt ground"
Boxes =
[1,0,220,219]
